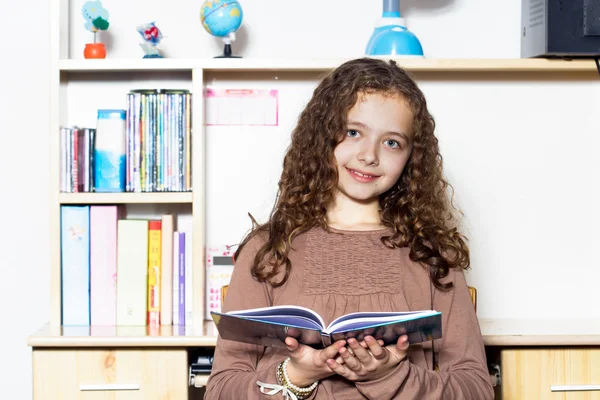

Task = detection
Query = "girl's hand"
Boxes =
[284,335,347,387]
[326,335,409,382]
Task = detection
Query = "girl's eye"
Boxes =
[346,130,361,138]
[385,139,400,149]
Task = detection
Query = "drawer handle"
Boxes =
[79,384,140,391]
[551,384,600,392]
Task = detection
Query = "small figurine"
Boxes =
[136,22,165,58]
[82,0,110,59]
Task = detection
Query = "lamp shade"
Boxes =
[366,25,424,56]
[365,0,424,57]
[365,18,424,57]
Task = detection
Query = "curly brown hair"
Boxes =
[235,57,469,291]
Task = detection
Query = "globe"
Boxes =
[200,0,244,58]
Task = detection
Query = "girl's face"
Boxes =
[333,92,414,206]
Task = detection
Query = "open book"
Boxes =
[211,305,442,349]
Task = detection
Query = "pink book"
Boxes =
[90,205,122,326]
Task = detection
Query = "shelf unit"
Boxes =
[47,65,204,335]
[33,55,600,348]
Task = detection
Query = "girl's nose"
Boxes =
[358,141,378,166]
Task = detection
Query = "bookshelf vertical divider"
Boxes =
[48,0,64,328]
[192,67,206,333]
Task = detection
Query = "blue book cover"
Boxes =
[211,305,442,349]
[61,206,90,326]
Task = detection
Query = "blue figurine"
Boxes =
[136,22,165,58]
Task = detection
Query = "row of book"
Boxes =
[127,89,192,192]
[61,206,192,326]
[59,89,192,193]
[60,127,95,193]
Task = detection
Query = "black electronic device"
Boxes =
[521,0,600,58]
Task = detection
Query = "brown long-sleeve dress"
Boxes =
[204,226,494,400]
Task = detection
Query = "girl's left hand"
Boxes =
[326,335,409,382]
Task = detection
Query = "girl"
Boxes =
[204,58,494,399]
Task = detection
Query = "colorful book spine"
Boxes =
[116,219,149,326]
[61,206,90,326]
[172,231,180,325]
[90,206,121,326]
[160,215,174,325]
[178,216,194,326]
[147,220,162,326]
[178,232,186,325]
[59,127,95,192]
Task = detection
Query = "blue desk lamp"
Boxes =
[365,0,424,57]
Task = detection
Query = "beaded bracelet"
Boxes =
[276,357,319,399]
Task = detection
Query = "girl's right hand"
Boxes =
[284,336,347,387]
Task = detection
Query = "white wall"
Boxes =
[3,0,598,398]
[1,0,51,397]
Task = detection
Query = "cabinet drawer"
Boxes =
[33,349,187,400]
[502,348,600,400]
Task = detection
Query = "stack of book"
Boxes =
[60,205,193,328]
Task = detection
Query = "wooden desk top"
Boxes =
[27,322,220,347]
[27,319,600,348]
[479,318,600,346]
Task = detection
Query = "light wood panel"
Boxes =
[32,349,187,399]
[502,348,600,400]
[58,57,600,73]
[27,322,219,347]
[480,319,600,346]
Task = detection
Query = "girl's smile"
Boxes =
[345,167,380,183]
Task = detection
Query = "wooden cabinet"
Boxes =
[32,349,188,400]
[501,348,600,400]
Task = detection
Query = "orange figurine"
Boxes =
[82,1,110,59]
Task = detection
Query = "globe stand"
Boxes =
[215,32,242,58]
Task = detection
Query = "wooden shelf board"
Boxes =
[59,192,193,204]
[201,57,600,72]
[60,58,199,71]
[27,322,218,347]
[28,319,600,348]
[59,57,600,73]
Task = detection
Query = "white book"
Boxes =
[116,219,148,326]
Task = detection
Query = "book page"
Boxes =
[326,311,440,334]
[327,312,442,346]
[242,315,322,330]
[227,304,325,328]
[212,312,325,348]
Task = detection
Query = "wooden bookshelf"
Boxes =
[59,57,600,73]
